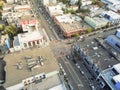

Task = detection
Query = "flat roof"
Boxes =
[113,63,120,74]
[2,4,14,11]
[23,74,62,90]
[48,84,66,90]
[100,63,120,90]
[75,35,119,70]
[18,30,42,43]
[4,46,59,87]
[101,11,120,19]
[101,0,120,5]
[20,14,35,21]
[14,4,31,10]
[48,5,63,16]
[100,68,118,90]
[55,14,85,33]
[107,35,120,43]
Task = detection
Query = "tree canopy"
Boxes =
[86,27,92,33]
[5,24,17,38]
[0,25,3,31]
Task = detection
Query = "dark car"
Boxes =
[72,59,77,64]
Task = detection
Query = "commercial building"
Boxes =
[81,0,92,6]
[105,30,120,53]
[2,4,32,24]
[46,3,64,17]
[70,0,78,5]
[6,0,14,4]
[101,11,120,24]
[115,29,120,38]
[6,72,66,90]
[13,30,44,51]
[101,0,120,5]
[84,16,108,29]
[19,16,38,31]
[72,31,119,89]
[41,0,57,6]
[14,4,31,11]
[13,18,46,51]
[101,0,120,12]
[4,45,62,90]
[97,63,120,90]
[54,14,85,37]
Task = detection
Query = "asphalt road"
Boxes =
[30,0,57,41]
[58,56,92,90]
[58,57,83,90]
[28,1,118,90]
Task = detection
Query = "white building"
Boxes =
[13,19,46,51]
[81,0,92,6]
[13,30,44,51]
[6,0,15,4]
[70,0,78,5]
[46,4,65,17]
[41,0,57,6]
[18,30,43,49]
[101,0,120,6]
[115,29,120,39]
[14,4,31,11]
[101,0,120,12]
[101,11,120,24]
[2,4,32,23]
[97,63,120,90]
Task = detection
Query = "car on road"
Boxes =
[76,63,80,69]
[66,55,70,59]
[90,84,96,90]
[72,59,77,64]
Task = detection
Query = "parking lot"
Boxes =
[4,46,59,87]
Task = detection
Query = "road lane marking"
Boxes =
[61,58,84,90]
[64,57,84,87]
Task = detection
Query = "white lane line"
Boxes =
[64,57,84,87]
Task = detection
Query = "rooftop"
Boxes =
[48,84,66,90]
[4,46,59,88]
[101,10,120,20]
[23,73,62,90]
[75,34,119,70]
[55,14,85,33]
[84,16,108,29]
[106,35,120,43]
[100,63,120,90]
[14,4,31,11]
[101,0,120,5]
[18,30,42,43]
[19,16,37,26]
[47,4,64,16]
[2,4,14,11]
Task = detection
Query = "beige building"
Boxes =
[54,14,85,37]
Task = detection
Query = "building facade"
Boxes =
[84,16,108,29]
[54,14,85,37]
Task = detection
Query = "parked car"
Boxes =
[90,84,96,90]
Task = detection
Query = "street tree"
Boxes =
[5,24,17,38]
[86,27,92,33]
[0,24,3,32]
[73,33,79,37]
